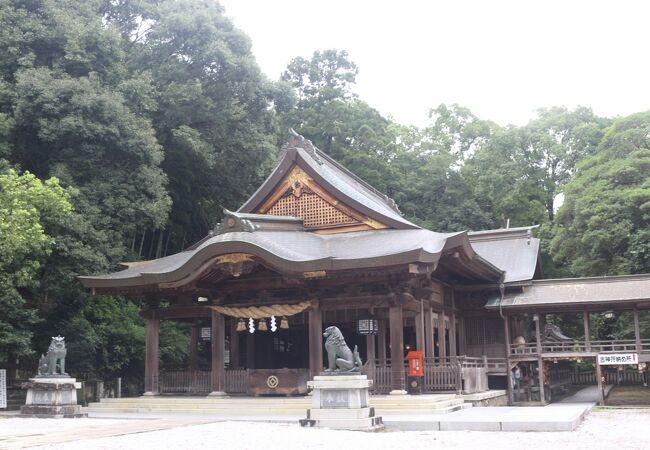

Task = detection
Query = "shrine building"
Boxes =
[80,134,650,405]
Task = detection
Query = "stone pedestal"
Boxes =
[20,377,86,418]
[300,375,383,431]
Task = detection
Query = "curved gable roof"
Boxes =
[239,134,418,230]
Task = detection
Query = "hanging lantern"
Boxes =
[280,316,289,329]
[236,318,246,332]
[258,318,268,331]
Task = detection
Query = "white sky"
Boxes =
[218,0,650,127]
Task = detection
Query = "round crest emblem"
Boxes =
[266,375,279,389]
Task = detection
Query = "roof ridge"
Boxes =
[311,146,403,215]
[284,130,403,215]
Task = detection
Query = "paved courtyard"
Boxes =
[1,408,649,450]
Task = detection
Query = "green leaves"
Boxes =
[551,112,650,276]
[0,169,72,357]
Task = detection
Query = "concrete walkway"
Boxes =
[557,385,613,403]
[384,403,593,431]
[85,403,592,432]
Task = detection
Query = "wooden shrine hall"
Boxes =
[80,133,650,404]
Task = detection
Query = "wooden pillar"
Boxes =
[634,308,642,354]
[308,304,323,378]
[450,290,457,358]
[366,334,376,380]
[449,313,457,358]
[189,323,199,371]
[596,358,605,406]
[439,309,447,360]
[458,317,466,356]
[210,310,225,395]
[504,314,513,405]
[583,310,592,352]
[230,318,240,369]
[535,313,546,404]
[389,305,405,392]
[424,306,435,359]
[144,316,159,395]
[378,319,387,363]
[415,308,424,352]
[246,332,255,369]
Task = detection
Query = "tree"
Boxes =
[0,170,72,358]
[465,106,608,228]
[0,0,283,380]
[550,111,650,276]
[105,0,287,250]
[282,49,358,104]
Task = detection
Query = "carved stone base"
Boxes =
[20,404,86,418]
[20,377,86,418]
[300,375,383,431]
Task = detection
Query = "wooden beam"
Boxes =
[449,313,457,358]
[634,308,642,354]
[140,305,211,320]
[415,306,424,352]
[424,306,435,359]
[503,314,513,405]
[458,316,467,356]
[210,310,225,395]
[144,316,159,395]
[439,309,447,360]
[377,319,387,363]
[230,318,240,369]
[535,313,546,405]
[246,331,255,369]
[596,359,605,406]
[583,310,592,352]
[309,304,323,378]
[389,305,405,392]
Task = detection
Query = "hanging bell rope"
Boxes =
[208,300,313,319]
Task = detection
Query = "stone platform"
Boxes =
[385,403,593,431]
[20,377,86,418]
[300,374,383,431]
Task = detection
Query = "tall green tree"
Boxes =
[465,106,608,228]
[551,111,650,276]
[104,0,289,249]
[0,170,71,358]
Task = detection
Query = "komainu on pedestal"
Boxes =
[300,326,383,431]
[20,336,86,418]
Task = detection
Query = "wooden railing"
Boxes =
[225,369,247,394]
[373,365,392,394]
[571,369,648,385]
[159,369,248,394]
[424,361,461,392]
[160,356,507,395]
[160,370,210,394]
[511,339,650,356]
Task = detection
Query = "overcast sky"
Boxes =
[218,0,650,127]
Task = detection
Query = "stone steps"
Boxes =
[85,394,469,416]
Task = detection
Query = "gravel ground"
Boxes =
[2,409,649,450]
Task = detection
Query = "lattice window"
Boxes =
[466,317,503,345]
[267,191,358,228]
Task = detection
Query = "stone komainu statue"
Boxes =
[323,326,362,373]
[37,335,68,377]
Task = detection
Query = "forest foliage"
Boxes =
[0,0,648,381]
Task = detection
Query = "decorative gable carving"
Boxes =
[257,165,388,232]
[267,188,358,228]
